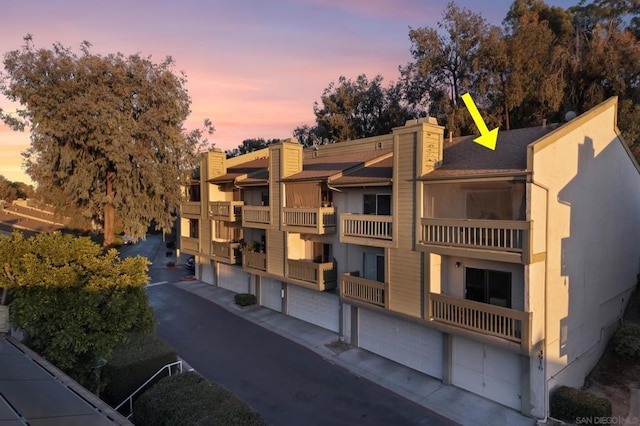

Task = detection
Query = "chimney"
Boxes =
[393,116,445,175]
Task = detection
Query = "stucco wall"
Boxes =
[532,100,640,392]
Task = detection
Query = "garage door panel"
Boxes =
[453,336,522,411]
[261,278,282,312]
[218,264,249,294]
[359,309,443,380]
[287,286,339,333]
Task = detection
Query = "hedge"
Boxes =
[133,371,265,425]
[550,385,612,421]
[613,322,640,359]
[101,333,177,407]
[234,293,257,307]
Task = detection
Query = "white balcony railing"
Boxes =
[286,259,336,290]
[242,205,271,228]
[242,250,267,272]
[282,207,336,234]
[180,236,199,253]
[340,273,386,308]
[181,202,201,216]
[420,218,529,252]
[211,241,241,264]
[340,214,393,247]
[209,201,243,222]
[429,293,531,348]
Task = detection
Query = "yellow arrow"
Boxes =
[461,92,499,150]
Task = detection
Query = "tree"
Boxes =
[0,231,154,385]
[311,74,415,142]
[0,175,35,202]
[0,36,213,247]
[225,138,280,158]
[401,1,493,136]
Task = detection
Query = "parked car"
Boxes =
[186,256,195,273]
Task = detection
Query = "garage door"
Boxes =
[200,260,215,285]
[218,263,249,294]
[260,277,282,312]
[359,309,443,379]
[287,286,339,333]
[452,336,522,411]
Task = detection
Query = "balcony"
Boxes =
[340,214,393,248]
[209,201,244,222]
[211,240,241,264]
[180,236,200,254]
[242,250,267,273]
[418,218,531,264]
[282,207,336,234]
[429,293,532,353]
[340,273,387,308]
[242,205,271,229]
[286,259,337,291]
[181,202,201,217]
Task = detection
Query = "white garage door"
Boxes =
[287,286,339,333]
[260,277,282,312]
[359,309,443,379]
[218,263,249,294]
[452,336,522,411]
[200,260,215,285]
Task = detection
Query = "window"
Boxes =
[364,194,391,215]
[261,192,269,206]
[313,243,332,263]
[363,253,385,282]
[465,267,511,308]
[188,184,201,202]
[189,219,199,239]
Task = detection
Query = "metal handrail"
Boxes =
[114,360,183,419]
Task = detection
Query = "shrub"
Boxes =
[613,322,640,359]
[101,333,177,407]
[550,386,612,421]
[133,371,265,425]
[234,293,257,307]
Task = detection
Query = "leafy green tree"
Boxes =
[401,1,492,136]
[0,231,154,385]
[0,35,213,247]
[312,74,415,142]
[0,175,35,202]
[225,138,280,158]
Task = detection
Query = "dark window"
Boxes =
[363,253,385,282]
[364,193,391,215]
[189,184,201,202]
[189,219,199,239]
[465,267,511,308]
[261,192,269,206]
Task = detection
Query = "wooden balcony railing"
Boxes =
[181,202,201,216]
[242,205,271,228]
[286,259,337,291]
[419,218,531,263]
[242,250,267,272]
[340,214,393,247]
[282,207,336,234]
[340,273,387,308]
[211,240,241,264]
[209,201,244,222]
[180,236,200,253]
[429,293,531,350]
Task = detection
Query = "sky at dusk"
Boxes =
[0,0,577,184]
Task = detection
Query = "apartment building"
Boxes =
[179,97,640,419]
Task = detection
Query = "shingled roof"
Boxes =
[422,125,559,180]
[208,157,269,184]
[283,149,392,182]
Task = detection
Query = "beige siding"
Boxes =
[282,142,303,177]
[206,150,226,178]
[270,147,282,227]
[388,249,422,317]
[395,132,417,250]
[267,228,285,276]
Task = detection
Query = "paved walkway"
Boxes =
[171,280,535,426]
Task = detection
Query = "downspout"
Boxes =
[531,179,550,423]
